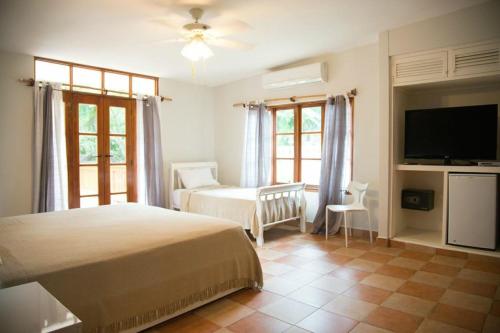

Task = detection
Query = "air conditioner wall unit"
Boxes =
[262,62,328,89]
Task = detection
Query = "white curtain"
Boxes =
[312,95,352,234]
[32,82,68,213]
[240,103,272,187]
[136,95,166,207]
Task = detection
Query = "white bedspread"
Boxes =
[180,186,259,235]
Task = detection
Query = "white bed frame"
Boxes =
[170,162,306,247]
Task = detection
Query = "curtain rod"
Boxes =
[18,78,173,102]
[232,89,357,108]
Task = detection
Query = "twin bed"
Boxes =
[170,162,307,247]
[0,161,306,332]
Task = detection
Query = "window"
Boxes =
[35,58,158,97]
[272,102,325,189]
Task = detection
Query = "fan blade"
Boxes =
[149,14,188,31]
[206,38,254,50]
[207,17,251,37]
[150,38,187,45]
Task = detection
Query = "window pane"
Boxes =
[302,133,321,158]
[79,104,97,133]
[109,107,126,134]
[110,165,127,193]
[110,137,126,163]
[105,72,129,94]
[35,60,70,84]
[276,109,294,133]
[301,160,321,185]
[111,193,128,205]
[302,106,322,132]
[80,196,99,208]
[80,166,98,196]
[276,159,294,183]
[79,135,97,164]
[132,77,155,95]
[276,134,294,158]
[73,66,101,90]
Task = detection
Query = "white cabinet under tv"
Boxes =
[388,42,500,256]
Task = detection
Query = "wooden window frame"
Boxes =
[35,57,158,97]
[271,101,326,191]
[271,99,354,191]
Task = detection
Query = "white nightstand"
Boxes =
[0,282,82,333]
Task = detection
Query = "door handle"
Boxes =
[105,154,114,158]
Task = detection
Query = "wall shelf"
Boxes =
[393,227,442,247]
[396,164,500,173]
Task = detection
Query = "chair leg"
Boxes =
[367,210,373,244]
[348,213,353,237]
[325,207,329,240]
[344,211,348,247]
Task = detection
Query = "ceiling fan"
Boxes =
[153,7,253,62]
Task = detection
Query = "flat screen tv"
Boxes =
[404,104,498,162]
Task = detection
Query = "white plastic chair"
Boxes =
[325,181,372,247]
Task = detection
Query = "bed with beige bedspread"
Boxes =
[0,204,262,332]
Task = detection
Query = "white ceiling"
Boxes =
[0,0,486,87]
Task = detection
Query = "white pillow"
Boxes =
[178,168,220,189]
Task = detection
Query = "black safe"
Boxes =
[401,189,434,211]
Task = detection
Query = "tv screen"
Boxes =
[404,104,498,161]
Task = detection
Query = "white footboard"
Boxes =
[255,183,306,247]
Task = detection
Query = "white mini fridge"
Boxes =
[448,173,497,250]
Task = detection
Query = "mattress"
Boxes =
[180,186,258,233]
[0,204,262,332]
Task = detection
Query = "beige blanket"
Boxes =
[180,186,259,235]
[0,204,262,332]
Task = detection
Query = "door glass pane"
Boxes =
[78,104,97,133]
[80,166,98,195]
[302,106,322,132]
[80,196,99,208]
[302,133,321,158]
[132,76,155,95]
[276,109,294,133]
[35,60,70,84]
[276,159,294,183]
[276,134,294,158]
[79,135,97,164]
[73,67,101,91]
[109,107,126,134]
[301,160,321,185]
[111,193,128,205]
[110,165,127,193]
[110,136,126,163]
[104,72,129,95]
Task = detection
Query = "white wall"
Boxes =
[158,79,215,205]
[214,43,380,230]
[0,50,215,217]
[378,0,500,238]
[0,51,34,217]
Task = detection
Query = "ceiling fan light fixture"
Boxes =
[181,36,214,62]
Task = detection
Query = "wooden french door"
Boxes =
[64,93,137,208]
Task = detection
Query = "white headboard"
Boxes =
[169,162,218,208]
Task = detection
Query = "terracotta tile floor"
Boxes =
[144,228,500,333]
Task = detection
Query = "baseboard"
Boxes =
[376,237,500,263]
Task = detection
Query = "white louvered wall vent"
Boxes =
[451,42,500,77]
[395,58,446,79]
[391,51,448,85]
